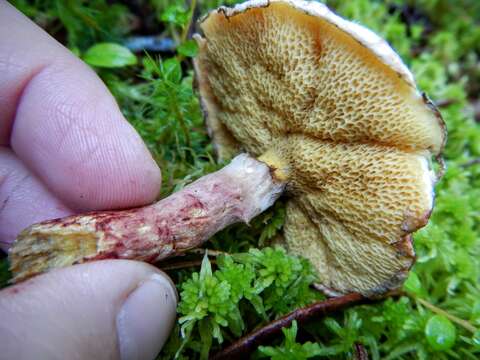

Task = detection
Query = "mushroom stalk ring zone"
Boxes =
[9,0,446,296]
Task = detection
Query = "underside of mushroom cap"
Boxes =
[194,0,446,296]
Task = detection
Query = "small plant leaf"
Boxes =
[162,58,182,83]
[425,315,456,351]
[178,40,198,57]
[404,272,422,295]
[161,5,189,27]
[83,43,137,68]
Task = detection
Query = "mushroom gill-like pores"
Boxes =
[194,0,446,295]
[9,0,445,297]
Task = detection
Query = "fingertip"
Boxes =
[0,260,177,360]
[11,61,162,211]
[117,272,177,360]
[0,148,73,250]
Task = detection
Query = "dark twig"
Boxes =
[354,343,369,360]
[158,248,225,271]
[212,293,369,360]
[159,259,205,271]
[435,98,456,108]
[461,158,480,168]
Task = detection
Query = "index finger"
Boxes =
[0,2,161,211]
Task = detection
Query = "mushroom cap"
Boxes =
[194,0,446,295]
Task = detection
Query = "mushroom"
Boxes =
[9,0,445,296]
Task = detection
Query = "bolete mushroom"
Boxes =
[9,0,445,296]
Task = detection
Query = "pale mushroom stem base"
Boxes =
[9,154,286,283]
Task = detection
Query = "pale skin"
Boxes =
[0,2,177,360]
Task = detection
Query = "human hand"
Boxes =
[0,2,177,359]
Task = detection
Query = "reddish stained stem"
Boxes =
[10,154,284,282]
[212,293,368,360]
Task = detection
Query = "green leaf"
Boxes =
[404,272,422,295]
[83,43,137,68]
[177,40,198,57]
[199,253,213,280]
[473,330,480,347]
[162,58,182,83]
[258,321,325,359]
[198,319,213,360]
[425,315,456,351]
[160,5,189,26]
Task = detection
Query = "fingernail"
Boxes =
[116,273,178,360]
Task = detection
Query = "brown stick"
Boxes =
[159,259,205,271]
[435,99,456,108]
[159,248,225,271]
[212,293,368,360]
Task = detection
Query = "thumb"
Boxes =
[0,260,177,360]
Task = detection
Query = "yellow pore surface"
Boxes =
[196,1,444,294]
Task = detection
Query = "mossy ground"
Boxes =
[3,0,480,359]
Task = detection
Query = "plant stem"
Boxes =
[181,0,197,43]
[174,103,192,150]
[416,298,477,333]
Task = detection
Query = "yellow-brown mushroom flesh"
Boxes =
[194,0,446,295]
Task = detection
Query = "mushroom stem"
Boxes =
[9,154,285,283]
